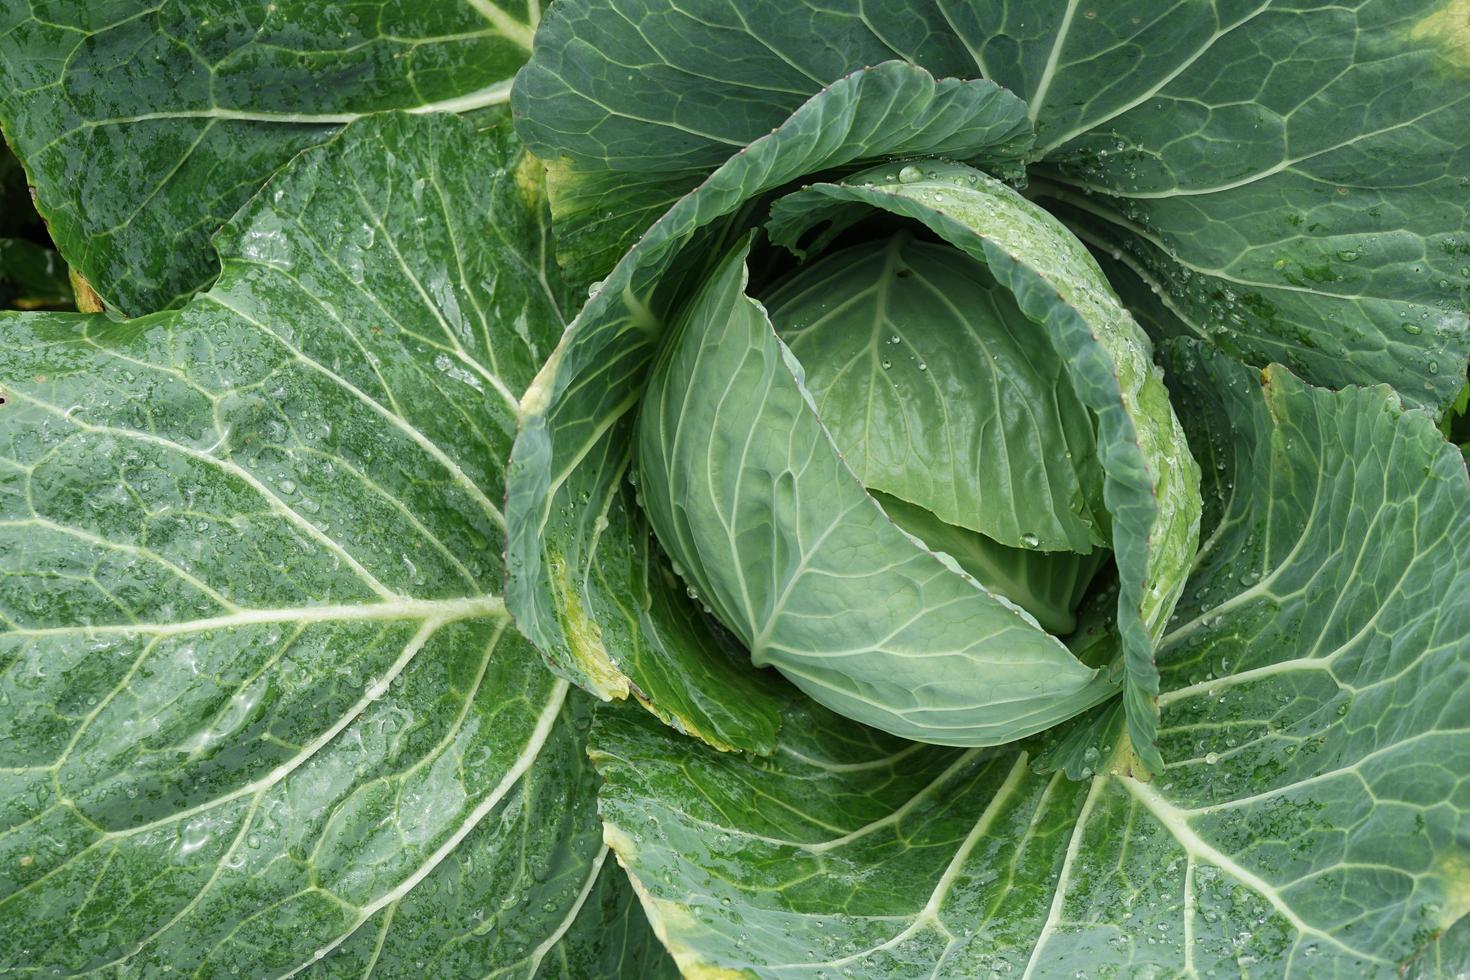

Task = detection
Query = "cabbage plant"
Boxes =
[1,0,1469,977]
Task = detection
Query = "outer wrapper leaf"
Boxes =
[0,113,667,977]
[1014,0,1470,412]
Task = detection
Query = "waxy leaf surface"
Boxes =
[0,112,671,978]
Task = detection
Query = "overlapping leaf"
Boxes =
[635,239,1116,747]
[513,0,1470,410]
[763,235,1109,561]
[766,161,1201,773]
[0,112,672,977]
[0,0,536,314]
[592,347,1470,977]
[512,6,1028,281]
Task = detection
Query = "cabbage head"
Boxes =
[633,171,1202,754]
[506,61,1211,773]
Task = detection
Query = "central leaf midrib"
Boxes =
[3,594,507,638]
[74,80,518,129]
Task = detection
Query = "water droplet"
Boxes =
[1204,752,1220,765]
[897,165,923,184]
[1020,532,1040,548]
[1403,323,1423,335]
